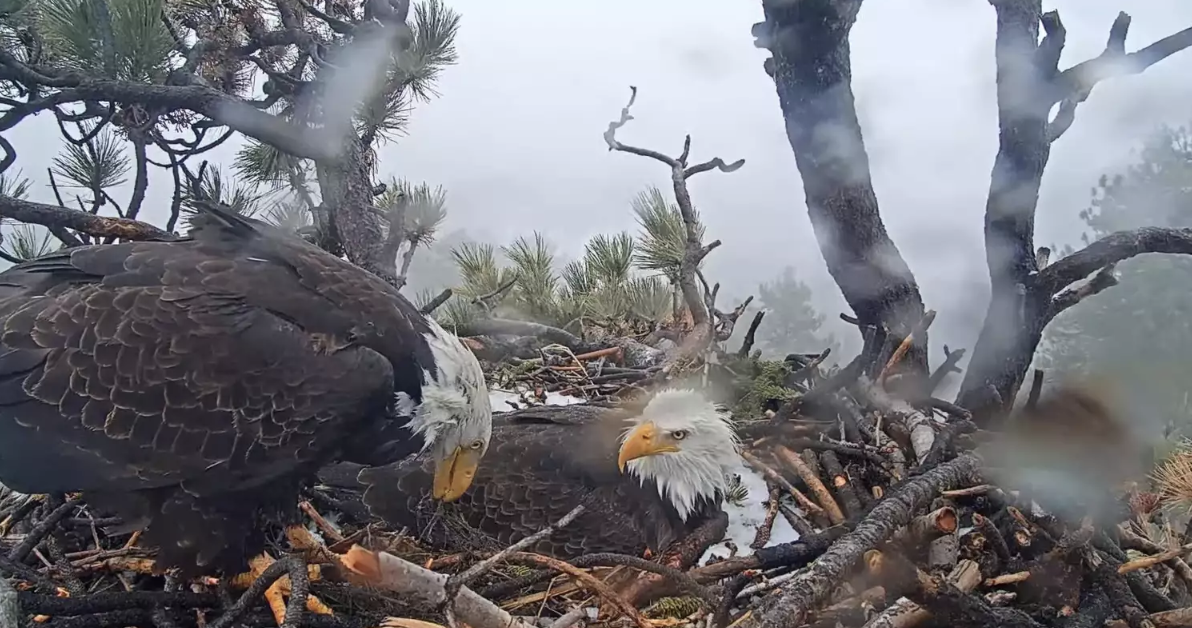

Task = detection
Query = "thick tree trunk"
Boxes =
[755,0,929,375]
[315,138,398,282]
[956,0,1053,422]
[955,3,1192,423]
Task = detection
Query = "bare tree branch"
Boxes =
[602,86,678,167]
[0,58,338,162]
[340,546,539,628]
[684,157,745,179]
[1035,227,1192,294]
[420,288,453,314]
[1046,263,1118,322]
[1049,15,1192,112]
[0,196,177,243]
[603,86,744,361]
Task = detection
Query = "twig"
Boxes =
[877,310,936,384]
[819,451,863,519]
[751,488,781,550]
[207,556,308,628]
[9,496,80,563]
[1118,542,1192,575]
[299,501,344,544]
[927,346,966,395]
[421,288,453,314]
[739,450,827,521]
[449,504,585,591]
[503,552,649,628]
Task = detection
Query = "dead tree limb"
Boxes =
[604,86,744,361]
[0,196,178,243]
[341,545,539,628]
[957,3,1192,423]
[751,0,930,378]
[737,310,766,357]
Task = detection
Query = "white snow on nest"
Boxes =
[488,389,586,410]
[488,388,802,562]
[700,464,801,565]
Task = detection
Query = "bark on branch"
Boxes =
[0,196,178,243]
[0,52,337,162]
[1035,227,1192,294]
[736,453,983,628]
[340,546,539,628]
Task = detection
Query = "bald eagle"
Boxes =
[0,204,493,576]
[317,389,741,557]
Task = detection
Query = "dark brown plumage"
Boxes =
[0,204,492,576]
[317,392,740,558]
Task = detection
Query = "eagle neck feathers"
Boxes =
[396,318,490,449]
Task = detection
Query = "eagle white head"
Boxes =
[617,389,742,520]
[396,318,493,504]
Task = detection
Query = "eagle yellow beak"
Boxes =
[432,446,480,502]
[618,421,680,472]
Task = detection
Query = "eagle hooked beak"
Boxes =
[618,421,680,472]
[432,444,481,502]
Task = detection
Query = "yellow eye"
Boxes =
[671,430,688,441]
[469,439,484,450]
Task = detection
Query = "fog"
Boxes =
[8,0,1192,366]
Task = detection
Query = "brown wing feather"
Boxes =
[0,240,395,496]
[0,214,442,575]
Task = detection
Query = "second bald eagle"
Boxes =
[317,389,742,557]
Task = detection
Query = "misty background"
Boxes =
[7,0,1192,402]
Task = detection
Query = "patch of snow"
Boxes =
[700,464,801,565]
[488,389,586,410]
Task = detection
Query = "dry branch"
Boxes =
[772,446,845,526]
[341,545,539,628]
[603,86,744,362]
[0,197,178,243]
[737,453,982,628]
[0,578,17,628]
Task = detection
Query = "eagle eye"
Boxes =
[671,430,688,441]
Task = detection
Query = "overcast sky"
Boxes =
[8,0,1192,364]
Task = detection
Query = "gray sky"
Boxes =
[8,0,1192,364]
